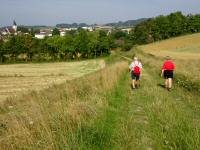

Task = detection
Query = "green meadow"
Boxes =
[0,33,200,149]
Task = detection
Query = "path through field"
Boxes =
[113,68,199,149]
[0,59,105,102]
[79,56,200,149]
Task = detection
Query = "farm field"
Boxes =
[139,33,200,59]
[1,33,200,149]
[139,33,200,81]
[0,59,105,102]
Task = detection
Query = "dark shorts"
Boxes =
[164,70,174,79]
[131,71,140,80]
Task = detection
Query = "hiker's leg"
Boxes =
[132,79,136,89]
[135,80,138,88]
[168,78,172,89]
[165,79,168,89]
[135,74,140,88]
[136,80,140,88]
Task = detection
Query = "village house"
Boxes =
[121,28,132,34]
[0,20,19,41]
[34,33,46,39]
[65,28,77,31]
[82,26,93,32]
[94,25,113,34]
[0,20,18,36]
[34,29,52,39]
[59,29,66,36]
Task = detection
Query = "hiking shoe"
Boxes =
[136,85,139,89]
[168,88,172,92]
[130,84,133,89]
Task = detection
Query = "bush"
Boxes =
[121,43,133,51]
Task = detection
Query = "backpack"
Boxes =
[133,65,140,74]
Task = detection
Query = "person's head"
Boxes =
[165,56,171,60]
[133,56,138,61]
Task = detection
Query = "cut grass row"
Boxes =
[0,59,105,102]
[0,60,127,149]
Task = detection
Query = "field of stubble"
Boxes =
[0,59,105,102]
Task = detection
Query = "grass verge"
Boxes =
[0,61,127,149]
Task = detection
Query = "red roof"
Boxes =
[6,28,16,34]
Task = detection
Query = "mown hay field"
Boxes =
[0,59,105,102]
[0,60,127,149]
[139,33,200,81]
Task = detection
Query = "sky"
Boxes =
[0,0,200,27]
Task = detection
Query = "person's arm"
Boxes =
[161,62,165,77]
[139,62,143,74]
[129,63,132,72]
[161,69,164,77]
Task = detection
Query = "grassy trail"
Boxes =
[83,58,200,149]
[75,72,131,150]
[115,66,200,149]
[1,55,199,149]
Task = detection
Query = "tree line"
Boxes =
[0,30,113,63]
[132,12,200,44]
[0,12,200,63]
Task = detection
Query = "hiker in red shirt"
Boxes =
[161,56,175,91]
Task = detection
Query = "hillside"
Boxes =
[0,33,200,149]
[56,18,149,28]
[139,33,200,81]
[105,18,149,27]
[56,23,89,28]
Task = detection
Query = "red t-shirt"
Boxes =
[162,60,175,70]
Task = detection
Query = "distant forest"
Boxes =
[0,12,200,63]
[56,23,89,28]
[105,18,148,27]
[133,11,200,44]
[56,18,148,28]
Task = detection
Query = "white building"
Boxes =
[60,31,66,36]
[35,33,46,39]
[35,29,52,39]
[95,25,113,31]
[82,27,93,32]
[0,20,18,36]
[13,20,17,33]
[59,29,66,36]
[65,28,77,31]
[122,28,132,34]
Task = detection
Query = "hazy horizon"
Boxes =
[0,0,200,27]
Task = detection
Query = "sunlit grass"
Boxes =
[0,59,105,102]
[0,61,127,149]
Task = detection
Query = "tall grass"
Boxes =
[122,47,200,95]
[0,61,127,149]
[119,48,200,149]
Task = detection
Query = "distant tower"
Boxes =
[12,20,17,32]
